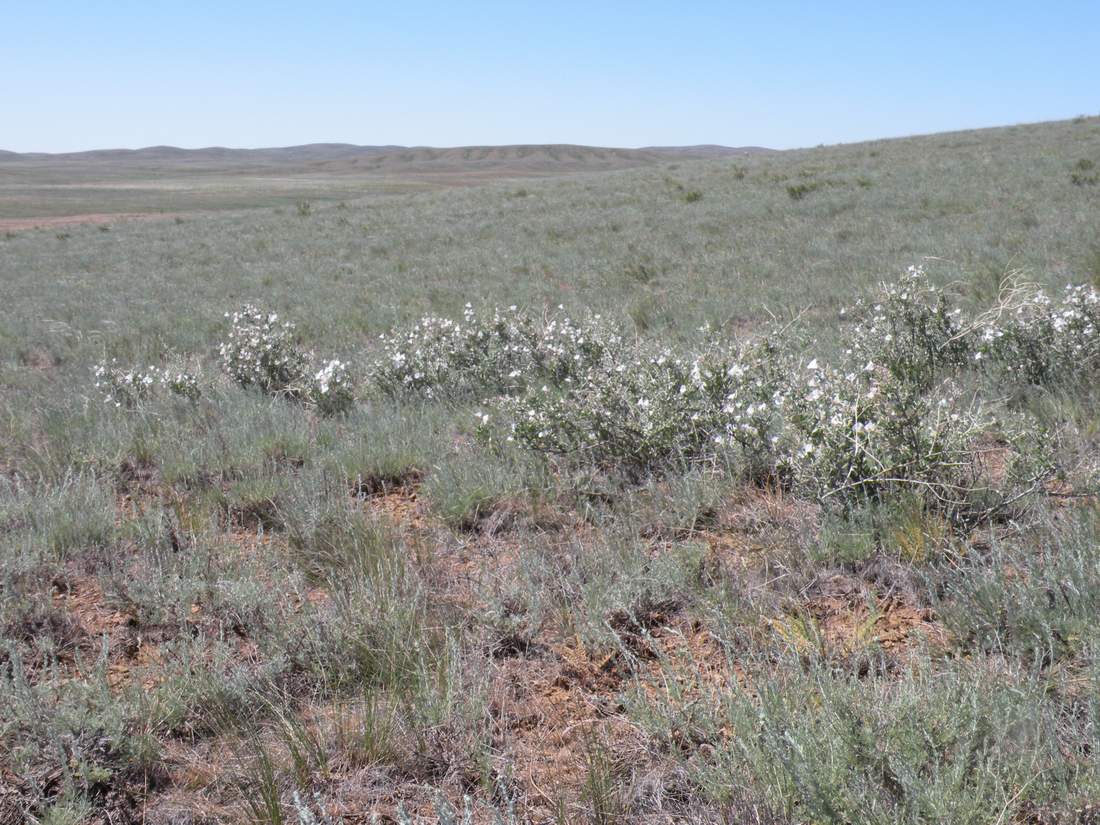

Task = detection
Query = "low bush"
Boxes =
[219,305,308,394]
[976,282,1100,386]
[369,304,622,400]
[497,335,789,481]
[93,360,200,407]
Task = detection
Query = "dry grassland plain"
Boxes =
[2,117,1100,824]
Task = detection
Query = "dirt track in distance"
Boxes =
[0,212,183,231]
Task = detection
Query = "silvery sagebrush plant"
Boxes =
[92,359,200,407]
[975,282,1100,386]
[371,793,519,825]
[292,790,337,825]
[370,303,623,399]
[219,304,308,394]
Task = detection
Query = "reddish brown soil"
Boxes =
[51,577,165,690]
[778,573,945,660]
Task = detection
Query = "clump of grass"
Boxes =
[1070,158,1098,186]
[689,656,1100,823]
[225,475,289,530]
[0,474,118,563]
[423,450,532,533]
[786,180,823,200]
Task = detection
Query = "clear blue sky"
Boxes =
[4,1,1098,152]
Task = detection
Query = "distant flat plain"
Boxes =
[0,142,770,225]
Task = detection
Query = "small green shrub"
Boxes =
[1070,158,1098,185]
[936,514,1100,663]
[786,181,823,200]
[699,659,1096,823]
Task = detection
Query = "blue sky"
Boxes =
[4,1,1098,152]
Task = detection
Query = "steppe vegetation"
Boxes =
[2,117,1100,824]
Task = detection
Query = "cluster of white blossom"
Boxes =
[93,360,200,407]
[975,283,1100,385]
[496,337,790,480]
[844,264,971,389]
[370,303,622,399]
[308,359,354,415]
[219,305,308,393]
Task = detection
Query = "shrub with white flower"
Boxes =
[93,360,201,407]
[783,359,1052,518]
[370,304,623,399]
[158,369,202,400]
[786,360,963,503]
[219,304,308,394]
[308,359,354,416]
[976,283,1100,386]
[215,305,358,413]
[845,264,972,390]
[499,335,791,480]
[501,349,715,479]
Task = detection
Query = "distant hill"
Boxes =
[0,141,778,222]
[642,144,775,158]
[0,142,774,174]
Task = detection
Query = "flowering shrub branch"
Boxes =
[975,281,1100,385]
[369,304,623,400]
[219,304,355,415]
[93,360,200,407]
